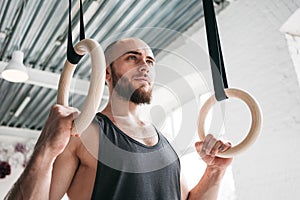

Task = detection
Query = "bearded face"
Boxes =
[110,64,152,105]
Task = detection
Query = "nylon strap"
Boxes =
[202,0,228,101]
[67,0,85,64]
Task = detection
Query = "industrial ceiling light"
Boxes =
[1,50,29,83]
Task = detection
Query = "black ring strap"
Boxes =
[67,0,85,64]
[202,0,228,101]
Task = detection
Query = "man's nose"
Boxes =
[138,60,150,73]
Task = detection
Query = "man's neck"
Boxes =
[101,98,158,146]
[102,95,139,117]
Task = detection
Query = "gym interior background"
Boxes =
[0,0,300,199]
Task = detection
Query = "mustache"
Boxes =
[133,71,153,81]
[133,75,151,84]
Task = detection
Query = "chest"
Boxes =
[115,123,159,146]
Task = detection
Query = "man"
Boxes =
[5,38,232,200]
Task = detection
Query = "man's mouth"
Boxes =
[133,77,151,85]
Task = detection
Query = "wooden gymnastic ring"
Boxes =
[198,88,262,158]
[57,39,106,135]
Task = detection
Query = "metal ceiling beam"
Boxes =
[0,0,11,31]
[0,61,109,97]
[0,0,28,60]
[23,1,59,64]
[19,1,45,50]
[38,0,94,71]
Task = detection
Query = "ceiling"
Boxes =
[0,0,228,133]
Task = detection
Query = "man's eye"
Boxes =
[128,55,137,60]
[147,60,154,66]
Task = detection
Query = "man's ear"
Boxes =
[106,66,111,81]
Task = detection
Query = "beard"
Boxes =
[111,66,152,105]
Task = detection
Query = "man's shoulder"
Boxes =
[159,131,174,142]
[76,122,100,162]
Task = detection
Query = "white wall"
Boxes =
[158,0,300,199]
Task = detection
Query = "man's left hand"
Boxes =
[195,134,233,171]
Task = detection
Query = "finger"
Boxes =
[204,134,218,155]
[53,104,80,114]
[50,104,73,117]
[202,134,214,154]
[60,113,75,129]
[195,141,208,159]
[218,142,232,153]
[71,131,80,137]
[195,141,203,153]
[71,110,81,120]
[210,140,223,156]
[63,106,81,117]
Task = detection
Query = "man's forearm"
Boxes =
[4,146,55,200]
[187,167,226,200]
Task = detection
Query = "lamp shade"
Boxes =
[1,51,29,83]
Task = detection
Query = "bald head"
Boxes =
[104,38,154,67]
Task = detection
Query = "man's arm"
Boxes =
[4,105,79,200]
[4,145,56,200]
[184,134,233,200]
[49,137,80,200]
[186,166,227,200]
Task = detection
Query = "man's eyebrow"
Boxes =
[147,56,156,63]
[123,51,156,62]
[124,51,142,56]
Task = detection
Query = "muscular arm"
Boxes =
[5,140,80,200]
[4,146,55,200]
[50,137,80,200]
[180,163,226,200]
[186,167,226,200]
[181,134,232,200]
[4,105,79,200]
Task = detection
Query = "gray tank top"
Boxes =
[91,113,181,200]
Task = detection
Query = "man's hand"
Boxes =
[4,104,80,200]
[35,104,80,158]
[195,134,233,171]
[185,134,233,199]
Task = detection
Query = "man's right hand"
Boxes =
[3,104,80,200]
[35,104,80,158]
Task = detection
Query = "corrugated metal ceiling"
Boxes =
[0,0,228,132]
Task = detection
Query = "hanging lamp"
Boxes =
[1,50,29,83]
